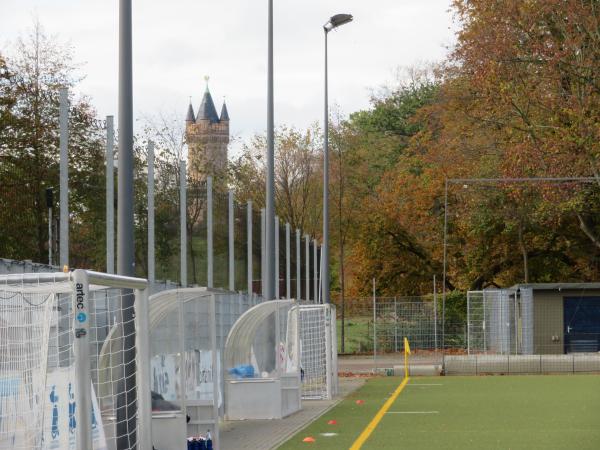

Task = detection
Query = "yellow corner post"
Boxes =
[404,337,411,378]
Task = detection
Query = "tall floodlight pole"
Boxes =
[117,0,136,447]
[106,116,115,274]
[322,13,353,304]
[59,87,69,268]
[265,0,276,300]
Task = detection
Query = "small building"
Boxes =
[467,283,600,355]
[515,283,600,354]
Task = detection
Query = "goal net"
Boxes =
[299,304,337,400]
[0,271,151,450]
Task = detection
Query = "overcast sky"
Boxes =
[1,0,457,153]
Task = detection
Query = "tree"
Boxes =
[229,124,323,237]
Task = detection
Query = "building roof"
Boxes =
[197,87,220,123]
[220,101,230,121]
[510,282,600,291]
[186,102,195,122]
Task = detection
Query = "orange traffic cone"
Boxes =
[303,436,316,443]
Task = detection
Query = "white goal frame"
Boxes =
[0,270,152,450]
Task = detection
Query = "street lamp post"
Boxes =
[322,14,353,304]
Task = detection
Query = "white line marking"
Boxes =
[386,411,439,414]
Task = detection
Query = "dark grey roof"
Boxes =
[510,283,600,291]
[220,101,230,121]
[197,88,220,123]
[186,102,195,122]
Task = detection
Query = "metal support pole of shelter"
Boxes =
[59,87,69,268]
[180,160,187,288]
[207,176,214,288]
[305,235,310,301]
[106,115,115,274]
[229,190,235,292]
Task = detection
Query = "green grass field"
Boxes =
[279,375,600,449]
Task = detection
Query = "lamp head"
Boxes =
[325,14,353,32]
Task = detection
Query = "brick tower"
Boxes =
[185,79,230,182]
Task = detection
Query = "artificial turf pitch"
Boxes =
[278,375,600,449]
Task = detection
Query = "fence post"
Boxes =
[135,286,152,450]
[394,296,398,353]
[207,176,213,288]
[467,291,471,355]
[313,239,318,304]
[147,141,155,293]
[106,115,115,274]
[261,209,265,297]
[296,229,301,300]
[373,279,377,370]
[305,235,310,301]
[180,160,187,288]
[228,190,235,292]
[59,87,69,268]
[247,201,253,295]
[286,223,291,299]
[275,216,279,299]
[433,275,438,352]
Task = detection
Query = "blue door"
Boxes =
[563,297,600,353]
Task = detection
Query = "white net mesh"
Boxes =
[0,275,145,450]
[299,306,327,399]
[0,284,55,449]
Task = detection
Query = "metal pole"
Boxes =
[275,216,279,299]
[72,270,92,449]
[135,287,153,450]
[442,179,448,354]
[148,142,155,293]
[296,229,301,300]
[433,274,438,352]
[48,206,52,265]
[261,208,265,296]
[265,0,276,300]
[467,292,471,355]
[247,201,253,295]
[117,0,135,277]
[229,190,235,292]
[180,160,187,288]
[117,0,136,443]
[394,296,398,353]
[305,235,310,301]
[207,176,214,288]
[373,278,377,369]
[59,87,69,268]
[322,28,330,304]
[313,239,318,304]
[106,115,115,274]
[286,223,291,299]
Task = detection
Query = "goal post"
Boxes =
[0,270,152,450]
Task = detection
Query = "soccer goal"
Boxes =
[299,303,338,400]
[0,270,152,450]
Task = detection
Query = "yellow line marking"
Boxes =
[349,377,410,450]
